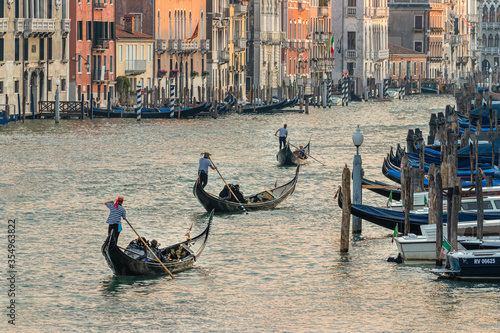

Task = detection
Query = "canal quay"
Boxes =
[2,95,499,332]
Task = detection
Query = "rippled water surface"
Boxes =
[2,95,500,332]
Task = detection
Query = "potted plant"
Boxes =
[170,69,179,77]
[202,71,210,77]
[158,69,168,77]
[191,71,199,77]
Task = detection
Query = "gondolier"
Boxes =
[275,124,288,150]
[198,152,217,188]
[104,198,127,242]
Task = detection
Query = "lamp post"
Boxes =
[55,78,60,123]
[490,67,493,92]
[352,125,364,233]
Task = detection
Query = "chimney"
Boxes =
[124,14,135,33]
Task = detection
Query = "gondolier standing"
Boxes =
[104,198,126,242]
[275,124,288,150]
[198,152,217,188]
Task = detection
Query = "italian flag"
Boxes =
[439,237,452,259]
[392,225,398,243]
[330,35,335,55]
[386,191,392,207]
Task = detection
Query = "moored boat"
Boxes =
[193,165,300,213]
[276,141,310,166]
[101,210,213,276]
[433,249,500,280]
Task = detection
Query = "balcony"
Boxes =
[430,57,443,62]
[218,49,230,63]
[319,6,329,17]
[373,7,389,18]
[92,69,109,82]
[93,39,110,52]
[482,22,500,30]
[347,7,356,17]
[223,8,230,18]
[180,41,198,53]
[261,31,285,45]
[0,19,7,36]
[14,19,24,34]
[61,19,71,35]
[375,49,389,60]
[346,50,357,58]
[483,47,500,55]
[212,12,222,20]
[234,39,247,51]
[157,39,167,53]
[200,39,210,53]
[468,14,478,24]
[430,27,444,33]
[319,33,329,41]
[233,3,247,16]
[94,1,105,9]
[168,39,178,53]
[24,19,57,37]
[125,60,147,76]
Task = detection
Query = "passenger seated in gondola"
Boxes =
[223,184,245,202]
[293,145,308,159]
[138,239,163,262]
[219,184,233,198]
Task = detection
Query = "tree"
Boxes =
[116,76,131,104]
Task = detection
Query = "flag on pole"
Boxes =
[274,180,277,188]
[392,225,398,243]
[386,191,393,207]
[462,16,472,30]
[187,22,199,42]
[439,237,452,259]
[337,35,343,54]
[330,35,335,55]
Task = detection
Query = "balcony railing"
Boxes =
[94,1,105,9]
[261,31,285,44]
[168,39,178,53]
[483,47,500,55]
[61,19,71,35]
[125,60,147,75]
[14,19,24,34]
[0,19,8,36]
[375,49,389,59]
[319,6,329,17]
[347,7,356,17]
[93,39,110,51]
[346,50,357,58]
[157,39,167,53]
[92,69,109,82]
[218,49,230,63]
[234,39,247,50]
[373,7,389,18]
[233,4,247,16]
[200,39,210,52]
[180,41,198,52]
[24,19,57,36]
[482,22,500,30]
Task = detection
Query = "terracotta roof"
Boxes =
[389,42,426,57]
[116,25,153,39]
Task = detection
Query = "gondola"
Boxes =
[273,97,299,110]
[92,103,209,119]
[193,165,300,213]
[361,177,401,201]
[276,141,310,166]
[337,186,500,234]
[240,99,288,114]
[101,210,213,276]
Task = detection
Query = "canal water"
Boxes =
[2,95,500,332]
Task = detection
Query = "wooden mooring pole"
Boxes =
[340,168,351,252]
[435,171,444,266]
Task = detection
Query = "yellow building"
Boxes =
[115,17,154,103]
[228,1,247,100]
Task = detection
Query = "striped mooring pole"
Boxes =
[170,81,175,117]
[383,79,389,98]
[136,84,142,121]
[399,84,403,100]
[402,85,406,99]
[342,78,349,106]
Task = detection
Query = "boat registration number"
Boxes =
[474,258,496,265]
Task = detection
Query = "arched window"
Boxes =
[168,11,171,40]
[488,34,494,47]
[495,34,500,48]
[189,12,192,37]
[491,7,495,23]
[483,7,489,22]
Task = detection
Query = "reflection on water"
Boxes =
[3,96,500,331]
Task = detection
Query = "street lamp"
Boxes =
[55,78,61,123]
[489,67,493,92]
[352,125,364,233]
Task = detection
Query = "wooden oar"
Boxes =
[289,142,326,166]
[208,157,249,215]
[123,218,175,279]
[119,246,158,262]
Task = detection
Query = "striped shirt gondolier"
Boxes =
[106,203,126,224]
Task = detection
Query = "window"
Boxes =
[15,0,19,18]
[48,38,52,60]
[78,56,82,73]
[23,38,28,60]
[141,45,144,60]
[119,45,122,62]
[48,80,52,92]
[77,21,83,40]
[414,62,417,75]
[87,84,90,100]
[414,41,423,53]
[0,0,3,17]
[62,37,66,60]
[40,39,45,60]
[148,45,151,62]
[414,16,423,30]
[61,79,66,91]
[0,82,3,94]
[420,61,424,76]
[109,22,114,40]
[15,80,19,93]
[15,38,19,61]
[104,85,107,100]
[78,85,82,100]
[347,62,355,76]
[347,31,356,50]
[87,21,92,40]
[104,55,107,71]
[348,0,356,6]
[48,0,52,18]
[78,0,81,3]
[147,78,151,88]
[110,55,113,72]
[392,62,395,75]
[87,55,91,73]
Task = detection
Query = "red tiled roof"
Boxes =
[116,25,153,39]
[389,42,426,57]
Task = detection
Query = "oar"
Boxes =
[123,218,176,279]
[208,157,249,215]
[288,142,326,166]
[119,246,158,262]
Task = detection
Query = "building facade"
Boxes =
[69,0,116,106]
[228,1,247,100]
[1,0,70,116]
[333,0,390,96]
[388,42,428,81]
[309,0,334,88]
